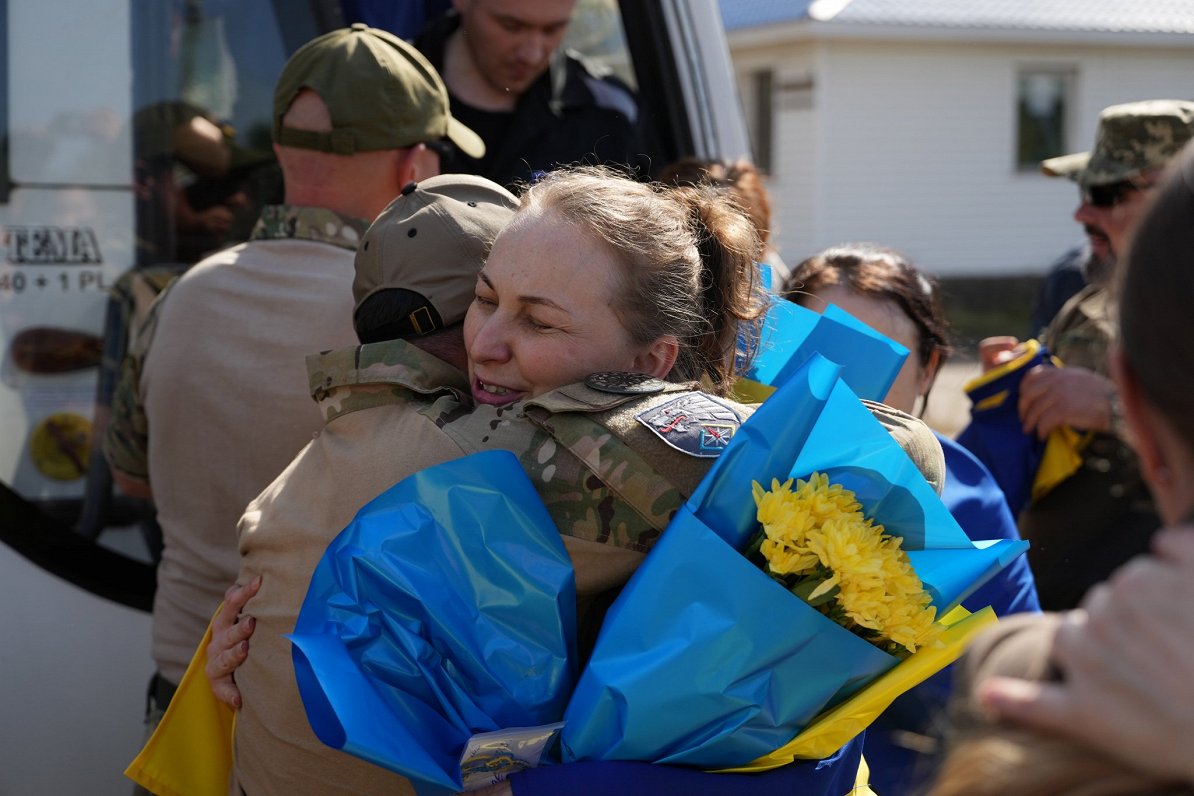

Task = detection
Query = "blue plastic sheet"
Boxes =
[561,355,1027,768]
[288,450,578,795]
[744,298,909,402]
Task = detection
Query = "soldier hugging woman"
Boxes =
[207,166,943,796]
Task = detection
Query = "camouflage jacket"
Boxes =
[428,381,943,554]
[1043,282,1134,455]
[308,339,469,421]
[1044,283,1114,376]
[104,205,369,479]
[430,381,749,553]
[250,204,370,251]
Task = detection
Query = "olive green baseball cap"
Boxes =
[1041,99,1194,187]
[273,23,484,158]
[352,174,519,340]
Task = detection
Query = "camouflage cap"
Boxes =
[1041,99,1194,187]
[273,23,484,158]
[352,174,519,340]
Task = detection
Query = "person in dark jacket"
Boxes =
[415,0,645,188]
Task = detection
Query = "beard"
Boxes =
[1082,227,1115,287]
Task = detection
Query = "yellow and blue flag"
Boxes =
[956,340,1085,515]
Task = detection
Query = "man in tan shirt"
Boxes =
[104,25,481,751]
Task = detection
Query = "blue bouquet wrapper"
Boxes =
[744,297,909,402]
[288,450,578,795]
[561,355,1028,768]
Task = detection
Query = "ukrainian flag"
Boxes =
[955,340,1085,516]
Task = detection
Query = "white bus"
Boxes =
[0,1,750,792]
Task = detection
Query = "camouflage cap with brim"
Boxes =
[1041,99,1194,187]
[273,23,484,158]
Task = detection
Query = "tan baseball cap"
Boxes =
[352,174,520,340]
[273,23,484,158]
[1041,99,1194,187]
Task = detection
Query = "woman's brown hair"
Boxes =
[657,156,773,253]
[781,243,953,371]
[518,166,768,396]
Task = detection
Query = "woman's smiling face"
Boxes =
[463,209,664,406]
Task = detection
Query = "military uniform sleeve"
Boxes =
[104,283,171,480]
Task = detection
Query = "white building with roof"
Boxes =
[719,0,1194,276]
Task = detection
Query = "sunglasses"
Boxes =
[1081,180,1149,208]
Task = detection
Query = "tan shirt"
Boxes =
[232,360,943,794]
[131,210,364,683]
[232,342,468,796]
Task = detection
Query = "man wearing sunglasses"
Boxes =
[979,99,1194,611]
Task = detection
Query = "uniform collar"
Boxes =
[250,204,371,251]
[308,340,469,420]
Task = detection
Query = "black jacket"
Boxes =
[416,13,646,188]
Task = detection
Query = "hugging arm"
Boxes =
[205,576,262,709]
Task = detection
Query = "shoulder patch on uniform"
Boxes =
[585,372,667,395]
[636,392,742,458]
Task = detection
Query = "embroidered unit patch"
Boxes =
[585,372,668,395]
[635,392,742,458]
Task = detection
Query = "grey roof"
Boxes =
[719,0,1194,35]
[718,0,814,31]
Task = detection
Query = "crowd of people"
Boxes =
[104,3,1194,794]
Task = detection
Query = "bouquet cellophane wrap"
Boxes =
[955,339,1085,514]
[737,298,909,403]
[560,355,1027,769]
[288,450,578,795]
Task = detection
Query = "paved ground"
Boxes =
[922,357,982,439]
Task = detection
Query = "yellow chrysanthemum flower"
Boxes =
[749,472,944,655]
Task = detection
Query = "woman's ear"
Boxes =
[919,348,943,398]
[634,335,680,379]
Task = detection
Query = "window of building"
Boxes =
[751,68,774,172]
[1016,68,1072,171]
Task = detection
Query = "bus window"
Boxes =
[373,0,745,187]
[131,0,293,267]
[374,0,693,188]
[565,0,636,91]
[0,0,330,553]
[2,0,746,552]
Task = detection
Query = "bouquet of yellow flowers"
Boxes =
[748,473,942,657]
[561,354,1027,770]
